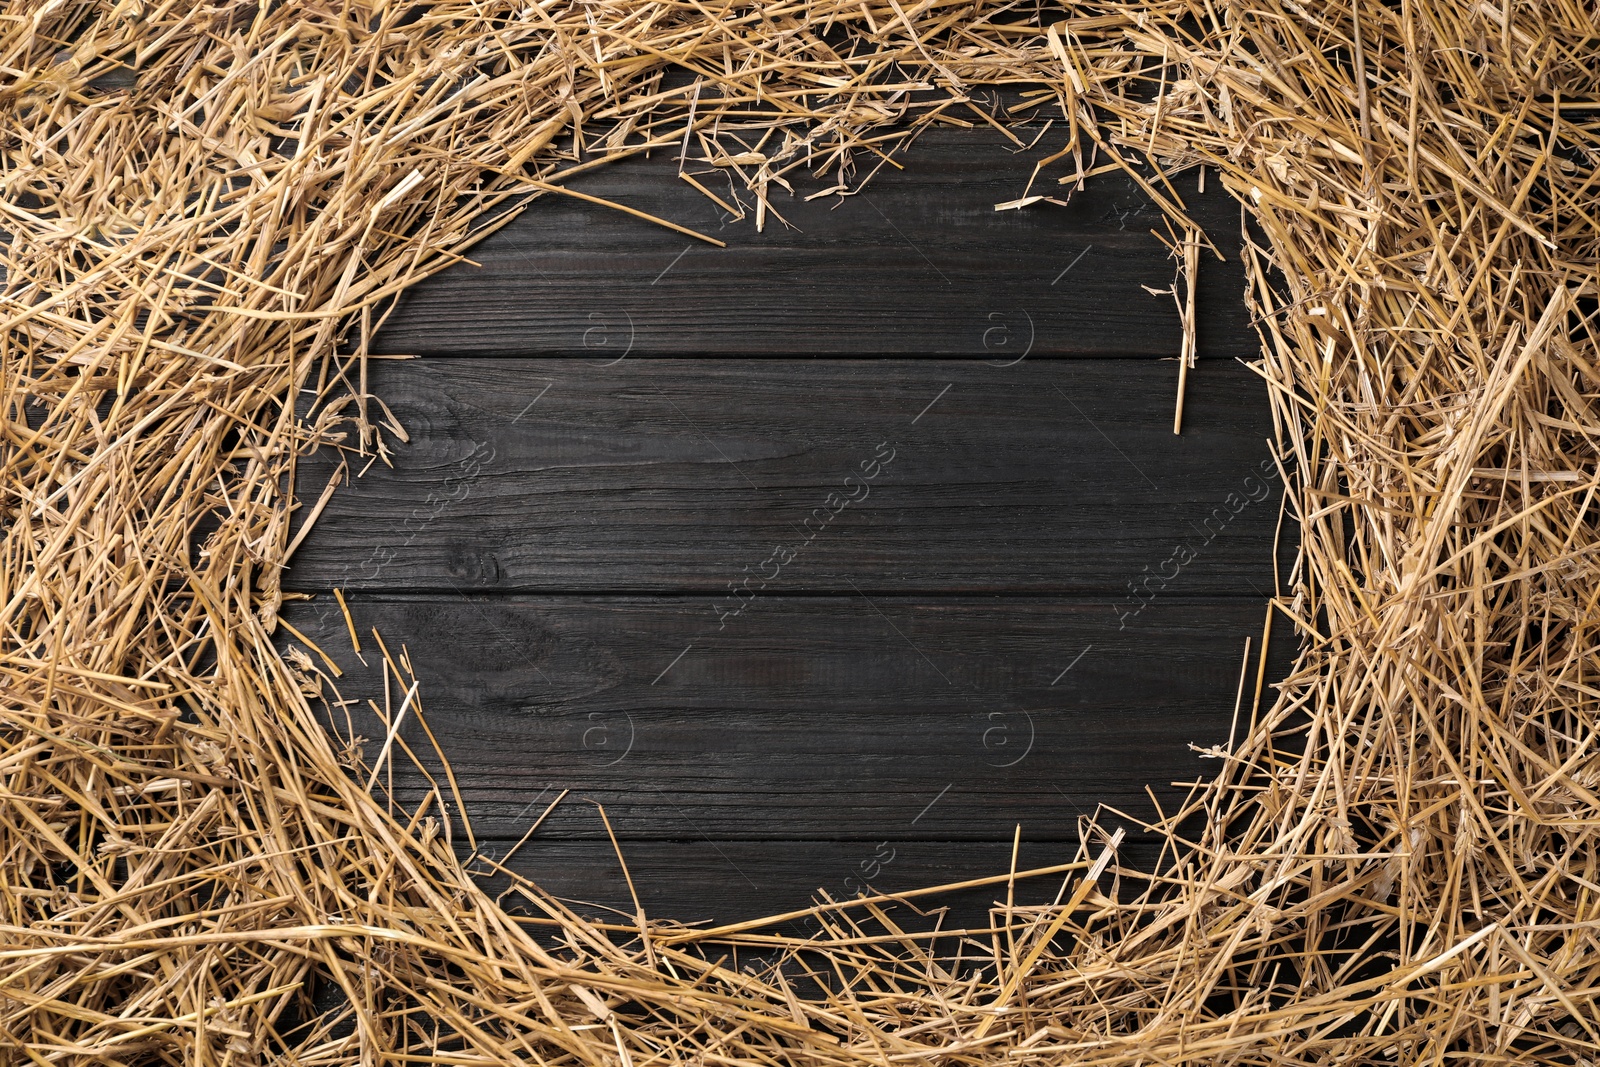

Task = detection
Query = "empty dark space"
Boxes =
[283,121,1294,930]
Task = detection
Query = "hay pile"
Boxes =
[3,1,1597,1063]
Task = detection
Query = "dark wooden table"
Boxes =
[284,122,1291,930]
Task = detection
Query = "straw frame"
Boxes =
[3,1,1597,1063]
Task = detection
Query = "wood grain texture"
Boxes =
[286,358,1285,594]
[283,595,1287,846]
[462,837,1131,929]
[371,126,1254,358]
[284,120,1287,923]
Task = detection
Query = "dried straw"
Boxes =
[3,1,1597,1063]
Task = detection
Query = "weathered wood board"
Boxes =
[285,129,1285,921]
[287,359,1283,595]
[371,127,1254,359]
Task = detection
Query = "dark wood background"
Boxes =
[283,121,1292,931]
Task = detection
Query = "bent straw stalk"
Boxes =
[2,1,1597,1063]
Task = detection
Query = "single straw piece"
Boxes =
[364,681,420,793]
[1172,226,1199,434]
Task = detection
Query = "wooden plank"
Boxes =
[372,126,1254,358]
[463,837,1136,930]
[286,358,1283,595]
[283,594,1286,845]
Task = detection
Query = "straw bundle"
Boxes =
[2,1,1596,1063]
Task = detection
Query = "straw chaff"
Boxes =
[3,1,1598,1063]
